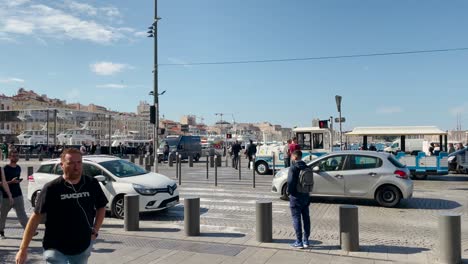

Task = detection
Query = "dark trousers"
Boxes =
[232,154,239,169]
[289,196,311,242]
[284,157,290,168]
[248,155,254,169]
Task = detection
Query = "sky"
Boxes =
[1,0,468,131]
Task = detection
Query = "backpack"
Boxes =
[296,167,314,193]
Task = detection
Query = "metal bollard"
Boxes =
[256,201,272,242]
[216,155,222,167]
[339,205,359,251]
[178,154,182,185]
[139,155,144,166]
[124,195,139,231]
[253,161,256,188]
[438,212,461,264]
[214,155,218,187]
[169,153,174,167]
[130,155,135,163]
[176,154,179,179]
[38,154,43,161]
[225,155,228,167]
[145,164,151,171]
[145,156,149,166]
[210,155,214,168]
[272,152,275,175]
[184,197,200,236]
[189,155,193,167]
[25,155,30,161]
[206,155,209,179]
[28,166,34,176]
[238,157,241,180]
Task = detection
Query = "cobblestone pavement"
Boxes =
[1,158,468,263]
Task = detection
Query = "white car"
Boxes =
[272,151,413,207]
[28,155,179,219]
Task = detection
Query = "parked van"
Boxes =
[384,139,424,154]
[157,135,202,162]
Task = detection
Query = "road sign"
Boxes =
[335,117,346,123]
[335,95,342,112]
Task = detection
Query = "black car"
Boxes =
[448,147,468,173]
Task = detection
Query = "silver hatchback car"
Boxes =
[271,151,413,207]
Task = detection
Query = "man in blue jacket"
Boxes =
[287,150,311,248]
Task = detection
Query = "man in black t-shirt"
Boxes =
[0,151,30,239]
[16,148,108,264]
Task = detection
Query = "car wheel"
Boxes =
[256,161,269,175]
[376,185,401,207]
[111,195,125,219]
[413,174,428,180]
[280,184,289,201]
[31,191,40,207]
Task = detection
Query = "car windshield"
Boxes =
[448,147,468,157]
[99,159,148,178]
[388,155,406,168]
[160,138,178,148]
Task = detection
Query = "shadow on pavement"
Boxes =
[274,238,323,246]
[425,175,468,181]
[363,244,430,254]
[139,227,181,232]
[93,248,116,254]
[310,196,461,210]
[200,232,245,238]
[139,206,209,221]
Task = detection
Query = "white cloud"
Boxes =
[90,62,131,76]
[376,106,403,114]
[96,83,127,89]
[134,31,147,38]
[0,1,132,44]
[449,103,468,115]
[167,57,193,68]
[0,77,25,83]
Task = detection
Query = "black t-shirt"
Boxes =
[35,175,108,255]
[1,165,22,198]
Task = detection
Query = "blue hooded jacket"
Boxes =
[287,160,310,199]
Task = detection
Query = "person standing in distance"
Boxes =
[231,140,242,170]
[289,137,301,155]
[0,151,33,239]
[245,140,257,169]
[16,148,108,264]
[283,139,292,168]
[287,150,311,249]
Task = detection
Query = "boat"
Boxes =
[16,124,54,145]
[56,122,96,145]
[110,130,151,147]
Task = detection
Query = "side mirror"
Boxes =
[94,175,107,184]
[312,166,320,172]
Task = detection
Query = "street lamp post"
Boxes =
[148,0,161,173]
[335,95,343,150]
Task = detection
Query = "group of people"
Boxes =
[282,137,301,168]
[1,147,108,263]
[228,140,258,169]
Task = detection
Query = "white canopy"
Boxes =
[346,126,447,136]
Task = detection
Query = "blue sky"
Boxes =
[1,0,467,131]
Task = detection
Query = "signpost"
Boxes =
[335,95,343,150]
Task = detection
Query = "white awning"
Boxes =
[346,126,447,136]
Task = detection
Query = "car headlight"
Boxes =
[447,156,455,162]
[274,170,285,178]
[133,184,158,196]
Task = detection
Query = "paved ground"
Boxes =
[1,157,468,263]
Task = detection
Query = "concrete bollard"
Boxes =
[184,197,200,236]
[145,156,149,166]
[216,155,222,167]
[225,155,228,167]
[124,195,139,231]
[150,156,154,166]
[25,155,30,161]
[189,155,193,167]
[214,155,218,187]
[339,205,359,251]
[178,154,182,186]
[145,164,151,171]
[206,156,209,179]
[438,212,461,264]
[169,153,174,167]
[176,154,179,179]
[210,155,214,168]
[38,154,43,161]
[256,201,272,242]
[130,155,135,163]
[28,166,34,176]
[139,155,144,166]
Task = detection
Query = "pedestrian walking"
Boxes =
[245,140,257,169]
[0,150,36,240]
[0,161,14,238]
[289,137,301,154]
[283,139,292,168]
[287,150,312,249]
[15,148,108,264]
[231,140,242,169]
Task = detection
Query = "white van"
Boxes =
[384,139,424,153]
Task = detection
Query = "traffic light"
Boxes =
[226,133,232,139]
[150,105,155,124]
[318,120,329,129]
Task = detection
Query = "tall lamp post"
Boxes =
[335,95,343,150]
[148,0,161,173]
